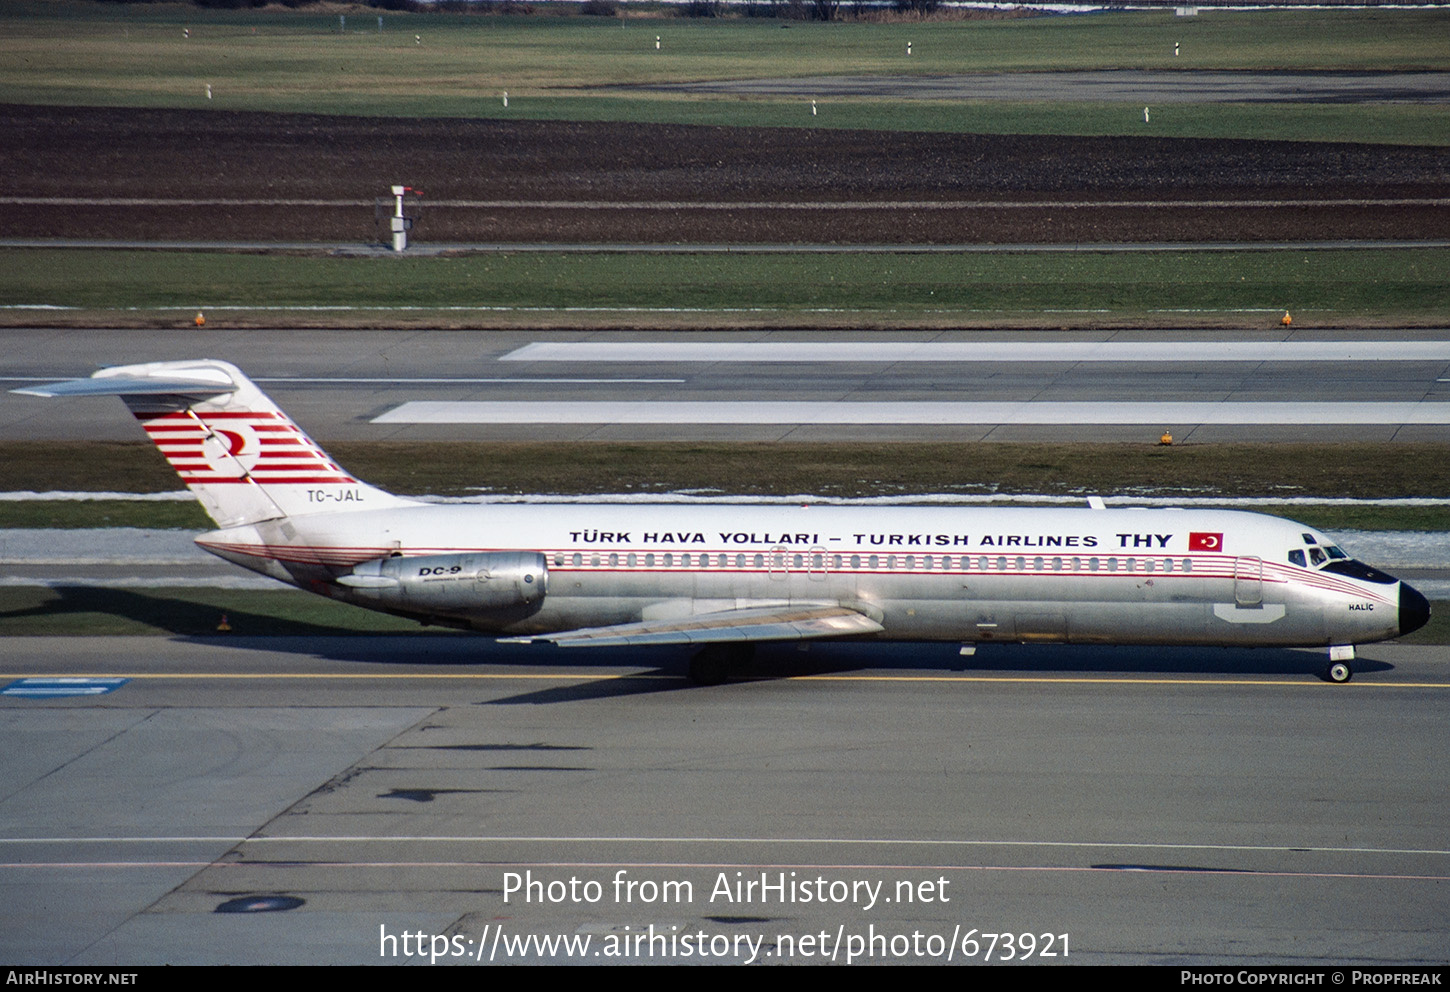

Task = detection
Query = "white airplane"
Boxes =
[17,359,1430,684]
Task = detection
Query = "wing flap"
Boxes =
[502,604,883,648]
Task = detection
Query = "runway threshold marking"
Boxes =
[9,672,1450,688]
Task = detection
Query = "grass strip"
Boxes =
[0,586,438,637]
[3,6,1448,145]
[11,440,1450,500]
[3,249,1447,324]
[6,441,1450,531]
[0,501,212,530]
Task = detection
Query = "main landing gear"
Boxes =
[689,643,754,686]
[1322,645,1354,684]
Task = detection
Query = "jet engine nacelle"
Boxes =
[338,551,547,613]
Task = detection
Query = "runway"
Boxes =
[5,327,1450,442]
[2,635,1447,965]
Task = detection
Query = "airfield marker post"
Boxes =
[390,185,414,252]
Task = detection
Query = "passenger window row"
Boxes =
[548,552,1196,573]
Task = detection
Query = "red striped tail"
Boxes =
[136,408,359,489]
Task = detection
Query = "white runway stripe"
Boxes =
[374,400,1450,426]
[502,341,1450,363]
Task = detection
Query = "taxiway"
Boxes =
[2,635,1447,965]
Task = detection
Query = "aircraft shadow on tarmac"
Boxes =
[190,635,1384,705]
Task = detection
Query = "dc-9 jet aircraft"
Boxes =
[17,359,1430,684]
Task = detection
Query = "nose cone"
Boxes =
[1399,582,1431,637]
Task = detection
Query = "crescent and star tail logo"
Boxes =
[217,429,246,456]
[201,424,261,475]
[1188,532,1223,552]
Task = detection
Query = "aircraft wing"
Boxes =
[502,604,883,648]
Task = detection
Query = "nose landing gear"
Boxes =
[1322,645,1354,684]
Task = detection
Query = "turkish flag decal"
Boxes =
[1189,532,1223,552]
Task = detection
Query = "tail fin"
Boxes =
[16,359,413,528]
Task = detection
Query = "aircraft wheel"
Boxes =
[1324,661,1353,684]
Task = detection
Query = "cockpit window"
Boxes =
[1309,547,1327,566]
[1288,550,1306,567]
[1302,533,1316,545]
[1325,545,1348,560]
[1321,559,1397,585]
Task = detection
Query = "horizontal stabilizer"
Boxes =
[13,371,238,399]
[502,604,883,648]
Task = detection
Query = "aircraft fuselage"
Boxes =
[196,502,1420,649]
